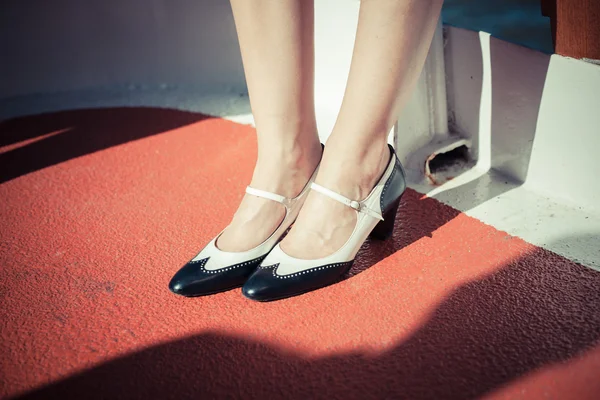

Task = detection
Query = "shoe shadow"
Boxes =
[13,244,600,400]
[0,108,210,184]
[346,190,461,279]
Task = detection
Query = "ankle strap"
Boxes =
[310,183,383,221]
[246,186,290,206]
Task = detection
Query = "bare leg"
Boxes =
[218,0,322,251]
[281,0,443,258]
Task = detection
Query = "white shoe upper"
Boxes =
[190,166,319,271]
[261,150,398,276]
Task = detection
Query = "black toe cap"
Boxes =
[168,259,223,297]
[242,261,354,302]
[169,256,265,297]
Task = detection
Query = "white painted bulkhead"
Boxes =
[431,27,600,269]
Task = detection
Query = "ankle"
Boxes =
[259,136,320,167]
[319,136,390,199]
[251,135,322,197]
[325,131,389,158]
[255,115,320,156]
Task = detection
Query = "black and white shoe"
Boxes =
[242,144,406,302]
[169,164,320,297]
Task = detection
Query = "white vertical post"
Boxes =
[428,18,450,136]
[394,18,449,164]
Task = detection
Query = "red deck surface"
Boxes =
[1,108,599,400]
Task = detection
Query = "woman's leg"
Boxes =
[281,0,443,258]
[219,0,322,251]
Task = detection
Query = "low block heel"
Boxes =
[369,197,401,240]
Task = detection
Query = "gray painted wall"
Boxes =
[1,0,246,99]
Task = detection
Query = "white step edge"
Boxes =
[414,27,600,271]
